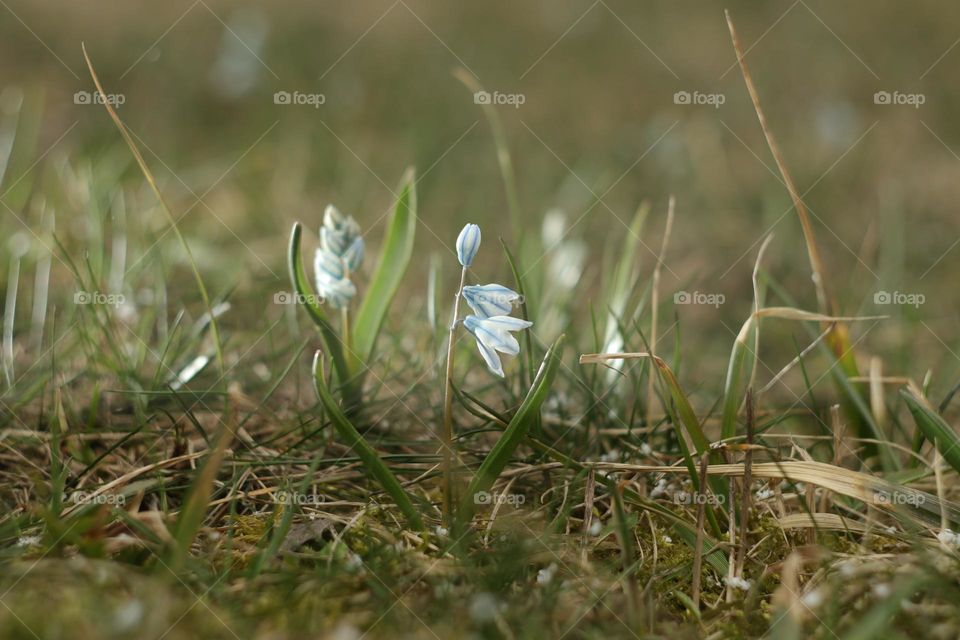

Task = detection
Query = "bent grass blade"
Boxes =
[312,351,424,531]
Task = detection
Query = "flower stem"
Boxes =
[441,266,467,525]
[341,305,351,368]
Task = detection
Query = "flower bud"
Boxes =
[456,223,481,267]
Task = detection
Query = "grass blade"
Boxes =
[500,237,534,389]
[311,351,424,530]
[720,317,754,441]
[169,390,238,571]
[459,334,565,526]
[902,386,960,474]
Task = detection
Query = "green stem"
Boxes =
[442,266,467,525]
[341,304,351,357]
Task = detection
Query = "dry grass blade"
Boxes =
[725,12,830,315]
[81,44,225,377]
[691,453,709,610]
[754,307,885,322]
[647,195,675,425]
[590,460,960,527]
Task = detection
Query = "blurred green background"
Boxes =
[2,0,959,389]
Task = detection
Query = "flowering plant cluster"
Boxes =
[454,224,532,377]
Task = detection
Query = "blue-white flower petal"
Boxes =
[323,204,346,231]
[462,284,520,318]
[479,315,533,333]
[464,315,521,355]
[314,248,345,280]
[475,337,504,377]
[343,236,364,272]
[316,275,356,309]
[321,227,350,256]
[456,223,481,267]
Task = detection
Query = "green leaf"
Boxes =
[351,167,417,371]
[500,238,534,390]
[458,335,565,526]
[288,222,350,386]
[169,404,236,571]
[720,316,753,440]
[312,351,424,530]
[902,387,960,474]
[0,88,44,212]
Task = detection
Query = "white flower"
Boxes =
[725,576,752,591]
[434,525,449,537]
[801,589,823,609]
[536,563,558,585]
[463,314,533,377]
[541,208,567,247]
[650,478,669,499]
[871,583,891,599]
[756,486,775,501]
[456,223,481,267]
[462,284,521,318]
[314,204,363,309]
[937,529,960,547]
